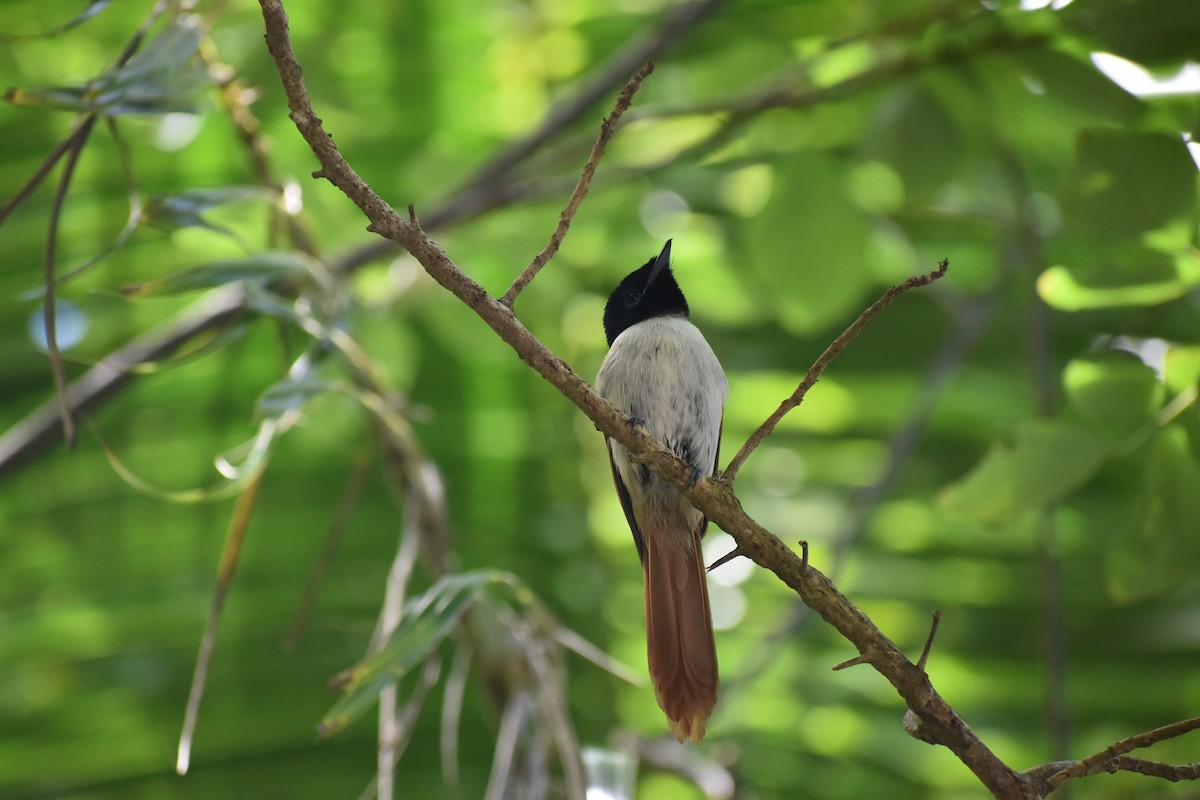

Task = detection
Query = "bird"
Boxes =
[595,239,727,743]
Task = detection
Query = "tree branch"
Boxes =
[256,3,1034,796]
[1041,716,1200,790]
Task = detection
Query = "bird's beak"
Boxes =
[645,239,672,290]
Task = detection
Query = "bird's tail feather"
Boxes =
[642,523,718,743]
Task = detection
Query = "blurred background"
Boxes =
[2,0,1199,798]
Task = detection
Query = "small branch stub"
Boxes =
[917,610,942,672]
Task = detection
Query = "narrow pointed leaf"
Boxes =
[143,186,277,233]
[0,1,113,41]
[5,17,209,116]
[124,252,315,297]
[318,571,513,738]
[256,374,337,418]
[940,420,1110,524]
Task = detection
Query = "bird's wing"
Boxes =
[606,438,646,562]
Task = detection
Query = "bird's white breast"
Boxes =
[596,316,727,523]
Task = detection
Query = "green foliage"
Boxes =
[5,17,208,115]
[2,1,1200,799]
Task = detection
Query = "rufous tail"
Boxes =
[642,524,718,743]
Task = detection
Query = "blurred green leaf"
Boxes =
[1060,130,1197,239]
[861,84,963,200]
[4,16,207,115]
[1012,49,1144,124]
[318,571,519,738]
[123,252,316,297]
[143,186,277,236]
[1037,242,1200,310]
[1066,0,1200,66]
[94,416,278,503]
[748,151,872,335]
[941,420,1109,524]
[256,374,337,418]
[1164,344,1200,393]
[0,1,113,40]
[1108,425,1200,602]
[1063,351,1164,439]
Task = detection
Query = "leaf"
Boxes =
[0,1,112,41]
[5,17,208,116]
[1059,130,1197,240]
[318,571,518,738]
[123,252,316,297]
[1012,49,1144,124]
[747,151,872,335]
[142,186,277,236]
[1063,351,1164,440]
[941,420,1110,524]
[89,416,277,503]
[1037,240,1200,311]
[255,374,337,418]
[1064,0,1200,66]
[176,475,262,775]
[1107,425,1200,602]
[1164,344,1200,394]
[861,83,963,200]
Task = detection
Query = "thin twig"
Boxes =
[440,639,473,796]
[1099,756,1200,782]
[0,124,89,230]
[501,61,654,307]
[1048,716,1200,788]
[999,143,1072,767]
[53,118,143,287]
[720,225,1004,708]
[43,115,98,449]
[706,546,743,572]
[916,610,942,672]
[832,655,870,671]
[722,258,949,482]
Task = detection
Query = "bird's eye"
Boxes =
[623,289,641,307]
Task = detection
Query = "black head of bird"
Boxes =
[602,239,689,346]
